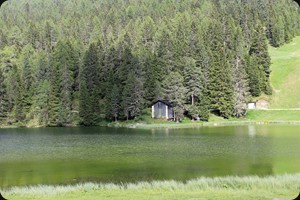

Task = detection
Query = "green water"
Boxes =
[0,125,300,187]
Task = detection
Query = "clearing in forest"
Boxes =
[269,36,300,108]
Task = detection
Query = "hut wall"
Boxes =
[153,101,167,118]
[168,106,174,119]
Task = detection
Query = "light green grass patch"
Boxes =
[3,174,300,200]
[269,36,300,108]
[246,110,300,122]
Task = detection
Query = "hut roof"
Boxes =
[151,100,173,107]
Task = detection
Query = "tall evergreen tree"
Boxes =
[162,71,187,121]
[79,43,100,125]
[108,84,120,121]
[0,69,8,122]
[232,28,250,117]
[20,44,35,117]
[249,22,272,95]
[207,21,234,119]
[48,61,61,126]
[183,57,203,106]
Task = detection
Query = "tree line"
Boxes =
[0,0,299,126]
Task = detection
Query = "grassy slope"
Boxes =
[269,36,300,108]
[4,174,300,200]
[243,36,300,122]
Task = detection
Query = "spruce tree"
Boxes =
[79,43,100,125]
[207,21,234,119]
[48,62,61,126]
[0,69,8,123]
[143,54,161,104]
[249,22,272,95]
[246,55,262,97]
[33,51,51,125]
[232,28,250,117]
[183,57,203,106]
[109,84,120,121]
[122,71,144,120]
[162,72,187,122]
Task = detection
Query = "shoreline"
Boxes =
[2,174,300,200]
[3,120,300,129]
[109,120,300,129]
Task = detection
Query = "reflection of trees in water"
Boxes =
[230,125,274,176]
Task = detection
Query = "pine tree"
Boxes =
[143,54,161,104]
[20,44,35,117]
[246,55,262,97]
[79,81,92,125]
[0,69,8,122]
[162,72,187,122]
[109,84,120,121]
[232,28,250,117]
[207,21,234,119]
[122,71,144,120]
[183,57,203,106]
[33,51,51,125]
[79,43,100,125]
[48,62,61,126]
[198,87,210,121]
[56,41,75,124]
[249,22,272,95]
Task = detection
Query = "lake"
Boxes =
[0,125,300,188]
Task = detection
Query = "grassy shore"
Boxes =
[3,174,300,200]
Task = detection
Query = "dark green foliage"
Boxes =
[48,62,61,126]
[107,84,120,121]
[0,69,8,122]
[232,28,250,117]
[79,43,100,125]
[198,89,210,121]
[207,21,234,119]
[0,0,299,125]
[143,55,161,104]
[249,22,272,95]
[183,57,203,106]
[246,55,262,97]
[33,51,51,125]
[122,70,144,121]
[162,72,187,121]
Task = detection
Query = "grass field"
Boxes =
[240,36,300,122]
[268,36,300,108]
[246,110,300,122]
[3,174,300,200]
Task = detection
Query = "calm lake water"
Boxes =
[0,125,300,187]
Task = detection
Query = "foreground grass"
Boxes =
[3,174,300,200]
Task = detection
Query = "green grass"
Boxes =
[246,110,300,122]
[269,36,300,108]
[3,174,300,200]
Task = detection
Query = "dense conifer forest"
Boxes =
[0,0,299,126]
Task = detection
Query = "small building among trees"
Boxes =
[247,102,256,110]
[151,100,174,119]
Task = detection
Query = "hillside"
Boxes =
[0,0,300,126]
[269,36,300,108]
[245,36,300,122]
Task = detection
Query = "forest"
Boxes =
[0,0,299,126]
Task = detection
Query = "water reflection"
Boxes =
[0,125,299,187]
[248,125,256,137]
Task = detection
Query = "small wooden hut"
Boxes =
[151,100,174,119]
